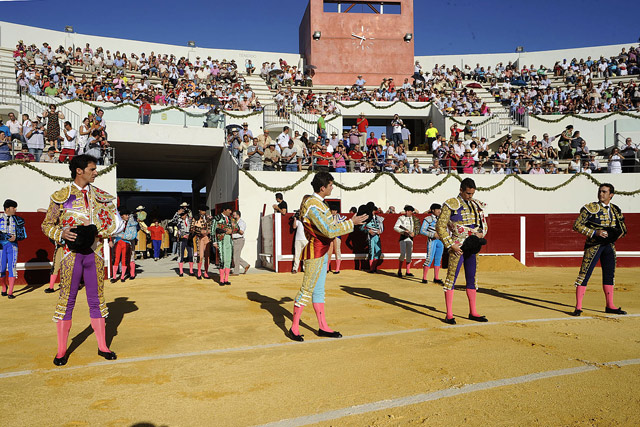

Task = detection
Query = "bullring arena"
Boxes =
[1,0,640,425]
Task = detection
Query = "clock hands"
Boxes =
[351,33,366,41]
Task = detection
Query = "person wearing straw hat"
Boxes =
[134,205,149,266]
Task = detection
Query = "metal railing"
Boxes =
[510,107,529,129]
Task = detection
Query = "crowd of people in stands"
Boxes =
[13,41,264,111]
[223,114,639,175]
[0,106,111,164]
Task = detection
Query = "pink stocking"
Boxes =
[90,317,110,352]
[112,265,118,278]
[56,320,72,358]
[48,273,58,289]
[129,261,136,278]
[422,266,430,280]
[197,262,202,277]
[189,262,194,274]
[445,290,454,319]
[121,264,127,279]
[8,277,15,295]
[603,285,616,309]
[179,263,184,275]
[335,260,341,272]
[576,286,586,310]
[466,289,480,317]
[1,277,7,293]
[406,261,411,275]
[291,305,304,335]
[434,266,441,280]
[313,302,333,332]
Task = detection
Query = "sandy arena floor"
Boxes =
[0,256,638,427]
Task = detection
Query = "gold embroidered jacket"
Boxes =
[436,195,488,249]
[41,184,121,256]
[573,202,626,246]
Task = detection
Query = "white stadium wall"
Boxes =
[415,42,634,71]
[0,21,300,66]
[237,172,640,268]
[0,163,117,212]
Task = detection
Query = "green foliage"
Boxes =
[117,178,142,192]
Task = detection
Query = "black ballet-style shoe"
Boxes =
[197,275,202,280]
[1,292,7,297]
[569,309,582,317]
[219,281,225,286]
[7,294,15,299]
[120,278,126,283]
[288,328,304,342]
[333,271,340,274]
[98,350,117,360]
[433,279,444,285]
[110,278,118,284]
[179,273,184,277]
[444,317,456,325]
[397,271,403,278]
[605,307,627,315]
[53,355,68,366]
[421,279,428,284]
[318,329,342,338]
[225,281,231,286]
[468,314,488,322]
[405,273,414,277]
[129,275,135,281]
[44,288,56,293]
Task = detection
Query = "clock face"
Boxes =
[351,25,375,51]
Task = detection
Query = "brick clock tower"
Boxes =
[299,0,415,86]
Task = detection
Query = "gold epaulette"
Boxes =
[91,186,115,203]
[473,198,486,209]
[583,202,600,215]
[50,186,71,204]
[443,197,460,211]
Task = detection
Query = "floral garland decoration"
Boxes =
[0,160,117,182]
[530,111,640,123]
[291,112,340,125]
[447,115,497,126]
[240,169,640,196]
[26,93,262,119]
[334,100,434,110]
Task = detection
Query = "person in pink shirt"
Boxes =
[333,145,348,172]
[461,150,475,174]
[529,160,546,174]
[366,132,378,152]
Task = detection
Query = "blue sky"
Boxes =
[3,0,639,56]
[4,0,639,191]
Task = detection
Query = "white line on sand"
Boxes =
[0,314,637,380]
[259,358,640,427]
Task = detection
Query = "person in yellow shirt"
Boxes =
[425,122,439,153]
[378,133,388,147]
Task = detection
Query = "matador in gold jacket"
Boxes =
[42,155,123,366]
[570,183,627,316]
[435,178,488,324]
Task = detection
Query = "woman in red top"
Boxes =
[147,219,165,261]
[313,145,333,173]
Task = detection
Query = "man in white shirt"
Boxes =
[59,121,77,163]
[6,112,23,146]
[276,126,291,153]
[393,205,420,278]
[291,212,308,273]
[231,210,250,275]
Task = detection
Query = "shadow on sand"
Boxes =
[66,296,139,356]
